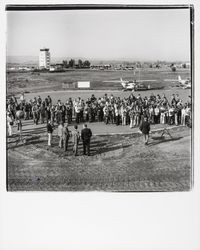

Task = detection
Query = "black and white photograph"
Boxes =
[2,2,200,250]
[6,5,193,192]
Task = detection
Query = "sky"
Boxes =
[6,9,191,61]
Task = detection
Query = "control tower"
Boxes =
[39,48,50,69]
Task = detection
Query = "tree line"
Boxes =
[62,59,91,69]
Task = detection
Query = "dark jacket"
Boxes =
[63,127,70,140]
[47,123,53,133]
[81,128,92,142]
[139,120,150,135]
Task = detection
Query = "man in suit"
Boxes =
[81,124,92,156]
[47,120,54,146]
[139,116,150,145]
[63,123,70,152]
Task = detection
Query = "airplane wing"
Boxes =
[183,85,191,89]
[164,79,179,82]
[102,80,129,83]
[137,80,157,82]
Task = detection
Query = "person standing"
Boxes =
[129,108,134,128]
[154,105,160,124]
[61,104,66,123]
[114,104,120,126]
[160,106,166,124]
[16,117,23,141]
[45,106,51,124]
[47,95,52,106]
[40,103,46,124]
[168,105,175,125]
[185,104,191,126]
[7,112,14,136]
[47,120,54,147]
[75,103,81,124]
[103,105,109,125]
[72,125,80,156]
[56,106,62,125]
[135,105,140,127]
[81,124,92,156]
[121,104,127,126]
[63,123,70,152]
[181,105,186,126]
[32,104,39,125]
[50,105,55,125]
[149,105,155,124]
[19,92,25,103]
[24,102,30,120]
[57,122,64,148]
[139,116,151,145]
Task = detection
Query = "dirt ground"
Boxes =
[7,123,192,192]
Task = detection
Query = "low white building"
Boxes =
[77,81,90,88]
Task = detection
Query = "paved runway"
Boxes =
[12,118,183,137]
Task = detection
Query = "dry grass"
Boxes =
[7,68,190,95]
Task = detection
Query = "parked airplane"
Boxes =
[103,78,157,91]
[178,76,191,89]
[164,75,191,89]
[119,78,153,91]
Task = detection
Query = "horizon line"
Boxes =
[6,55,190,63]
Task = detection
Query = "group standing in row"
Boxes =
[47,122,92,156]
[7,92,192,136]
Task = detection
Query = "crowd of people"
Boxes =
[7,92,192,133]
[6,91,192,152]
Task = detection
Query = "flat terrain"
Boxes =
[23,88,191,105]
[7,121,192,192]
[6,68,192,192]
[7,68,190,95]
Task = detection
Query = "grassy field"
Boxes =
[7,68,190,95]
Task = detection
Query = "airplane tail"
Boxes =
[120,78,126,88]
[178,75,181,81]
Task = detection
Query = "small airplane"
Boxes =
[119,78,155,91]
[178,75,191,89]
[103,78,155,91]
[164,75,191,89]
[103,69,158,91]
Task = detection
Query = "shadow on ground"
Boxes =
[148,136,182,146]
[7,135,45,149]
